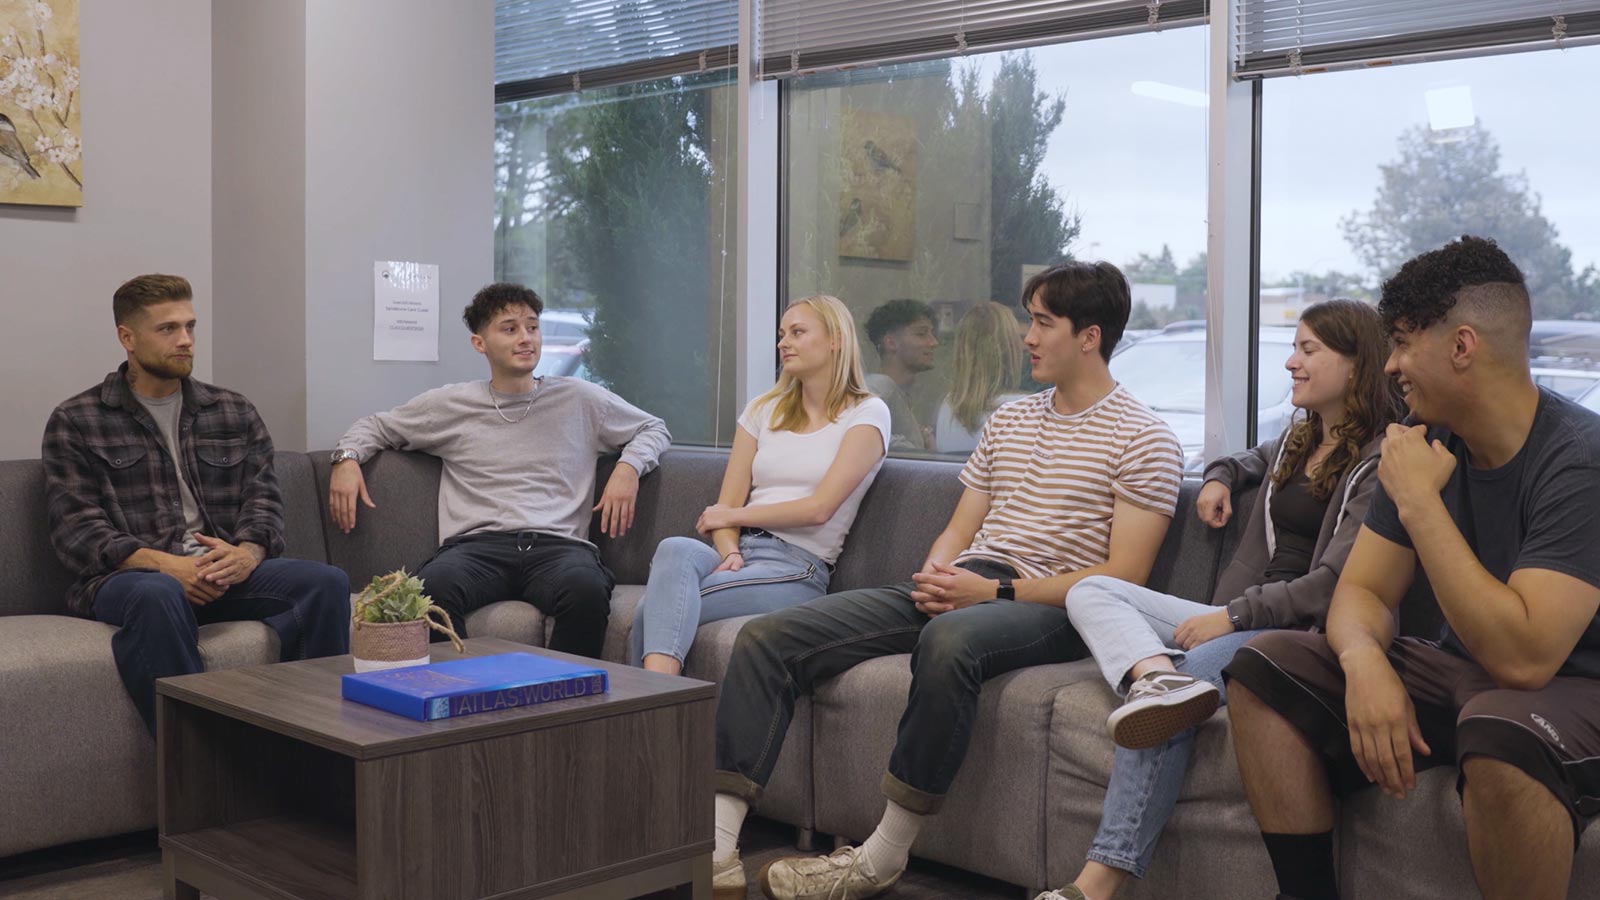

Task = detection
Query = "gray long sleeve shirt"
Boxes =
[336,377,670,545]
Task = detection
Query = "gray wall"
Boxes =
[302,0,494,448]
[0,0,213,460]
[211,0,494,451]
[213,0,307,450]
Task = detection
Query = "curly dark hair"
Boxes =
[865,298,935,351]
[462,283,544,334]
[1378,235,1526,334]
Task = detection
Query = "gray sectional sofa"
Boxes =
[4,447,1598,898]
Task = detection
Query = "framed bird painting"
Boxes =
[0,0,81,207]
[838,109,917,262]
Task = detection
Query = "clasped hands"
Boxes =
[155,535,263,606]
[910,562,998,616]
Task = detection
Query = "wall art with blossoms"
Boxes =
[0,0,80,207]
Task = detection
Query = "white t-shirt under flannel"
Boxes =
[955,385,1183,579]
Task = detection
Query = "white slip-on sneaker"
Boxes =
[1107,671,1221,749]
[1033,887,1090,900]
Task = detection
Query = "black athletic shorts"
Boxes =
[1224,631,1600,845]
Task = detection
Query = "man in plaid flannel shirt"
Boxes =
[42,274,350,735]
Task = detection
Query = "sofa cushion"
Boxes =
[602,584,645,664]
[0,459,79,617]
[830,457,966,593]
[1044,679,1275,897]
[463,599,548,648]
[811,654,1104,890]
[594,449,726,585]
[315,450,442,589]
[1338,765,1600,898]
[274,451,330,565]
[0,615,280,858]
[1145,480,1227,603]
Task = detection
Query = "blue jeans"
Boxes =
[1064,574,1264,877]
[629,534,831,666]
[91,558,351,735]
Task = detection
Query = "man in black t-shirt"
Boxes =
[1224,236,1600,900]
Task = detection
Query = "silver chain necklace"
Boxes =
[488,380,537,424]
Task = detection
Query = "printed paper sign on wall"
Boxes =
[374,261,439,362]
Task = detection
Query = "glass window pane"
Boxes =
[1260,46,1600,439]
[494,72,739,445]
[783,29,1209,462]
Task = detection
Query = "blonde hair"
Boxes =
[947,301,1024,432]
[754,295,872,432]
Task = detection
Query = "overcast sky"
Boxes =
[965,29,1600,285]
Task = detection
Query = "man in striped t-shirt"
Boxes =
[708,262,1184,900]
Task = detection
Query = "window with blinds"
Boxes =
[496,0,739,101]
[759,0,1207,78]
[1234,0,1600,77]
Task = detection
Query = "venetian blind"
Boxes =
[496,0,739,101]
[1235,0,1600,77]
[759,0,1208,79]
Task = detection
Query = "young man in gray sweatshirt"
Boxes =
[328,283,671,658]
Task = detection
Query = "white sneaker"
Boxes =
[1107,671,1220,749]
[1034,887,1089,900]
[714,852,748,900]
[758,845,901,900]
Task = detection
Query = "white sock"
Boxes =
[858,799,923,879]
[714,793,748,864]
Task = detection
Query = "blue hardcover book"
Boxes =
[341,652,609,722]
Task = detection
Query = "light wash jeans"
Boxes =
[629,533,831,666]
[1063,574,1267,877]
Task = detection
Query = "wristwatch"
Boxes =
[1225,604,1245,630]
[330,448,360,465]
[996,577,1016,601]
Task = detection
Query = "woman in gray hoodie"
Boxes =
[1036,299,1403,900]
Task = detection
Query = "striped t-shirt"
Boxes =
[955,385,1183,579]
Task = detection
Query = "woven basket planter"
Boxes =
[351,618,431,673]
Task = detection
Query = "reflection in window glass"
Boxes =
[1260,46,1600,440]
[784,28,1209,459]
[495,72,739,445]
[1109,329,1297,474]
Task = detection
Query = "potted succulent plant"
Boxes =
[350,569,463,672]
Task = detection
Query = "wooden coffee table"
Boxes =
[156,637,715,900]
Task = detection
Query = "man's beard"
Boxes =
[138,353,193,380]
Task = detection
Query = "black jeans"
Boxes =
[713,560,1087,815]
[92,558,351,735]
[417,531,615,659]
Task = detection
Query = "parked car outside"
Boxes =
[1573,380,1600,414]
[534,338,590,379]
[1529,362,1600,400]
[1109,328,1298,474]
[539,309,593,345]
